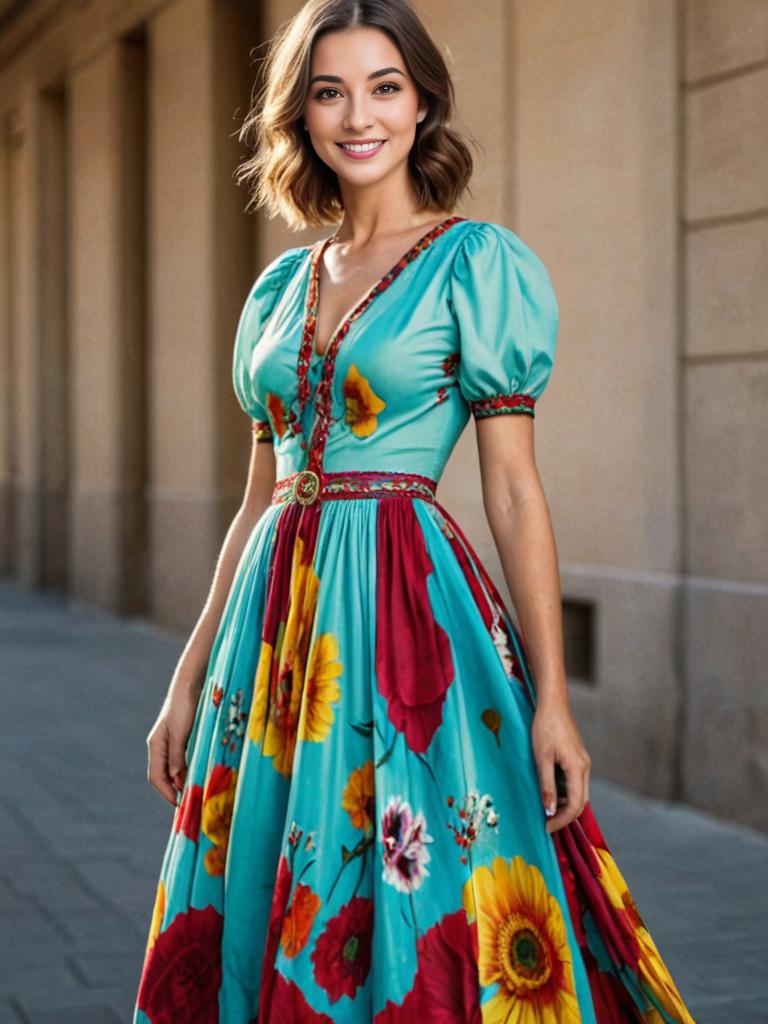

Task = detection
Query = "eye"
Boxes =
[314,87,341,100]
[313,82,401,101]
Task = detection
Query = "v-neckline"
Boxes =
[306,214,467,362]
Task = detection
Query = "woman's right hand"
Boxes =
[146,686,200,806]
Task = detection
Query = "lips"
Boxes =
[336,140,387,158]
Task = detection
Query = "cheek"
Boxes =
[308,106,340,136]
[376,99,419,139]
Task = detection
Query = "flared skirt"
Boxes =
[133,486,696,1024]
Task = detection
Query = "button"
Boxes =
[292,469,321,505]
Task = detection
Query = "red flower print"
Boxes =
[260,970,334,1023]
[374,910,480,1023]
[311,896,373,1003]
[257,855,294,1017]
[376,499,455,753]
[136,903,223,1023]
[263,855,293,971]
[173,784,203,842]
[442,352,459,377]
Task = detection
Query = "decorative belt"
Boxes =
[271,469,438,507]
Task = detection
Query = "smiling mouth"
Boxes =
[336,140,387,154]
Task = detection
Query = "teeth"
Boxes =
[340,141,383,152]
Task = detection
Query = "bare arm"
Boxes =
[146,423,277,805]
[475,413,591,834]
[166,429,277,704]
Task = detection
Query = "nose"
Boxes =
[341,93,375,133]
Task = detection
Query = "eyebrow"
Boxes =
[309,67,405,86]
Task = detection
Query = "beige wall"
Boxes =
[0,0,766,831]
[681,0,768,829]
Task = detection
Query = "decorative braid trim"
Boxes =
[271,469,438,506]
[252,419,274,442]
[469,394,536,419]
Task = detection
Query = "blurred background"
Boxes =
[1,1,767,1020]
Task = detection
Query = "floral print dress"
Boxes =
[133,216,697,1023]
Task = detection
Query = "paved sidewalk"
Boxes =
[0,578,765,1023]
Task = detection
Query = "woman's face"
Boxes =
[303,26,428,189]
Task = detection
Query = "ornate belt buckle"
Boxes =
[292,469,321,505]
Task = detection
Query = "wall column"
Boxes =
[147,0,257,628]
[69,39,148,612]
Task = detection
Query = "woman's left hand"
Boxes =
[530,698,592,834]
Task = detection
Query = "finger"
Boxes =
[535,752,557,821]
[582,759,591,809]
[167,735,188,790]
[546,764,583,833]
[147,741,178,806]
[149,771,178,807]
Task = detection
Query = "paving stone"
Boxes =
[70,951,142,989]
[687,1006,768,1024]
[12,999,123,1024]
[0,962,81,998]
[60,910,142,948]
[0,907,64,950]
[3,999,26,1023]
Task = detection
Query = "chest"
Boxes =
[314,238,445,358]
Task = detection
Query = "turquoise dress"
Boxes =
[133,216,696,1023]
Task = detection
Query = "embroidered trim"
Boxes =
[469,394,536,419]
[298,215,469,478]
[271,469,438,506]
[252,419,274,442]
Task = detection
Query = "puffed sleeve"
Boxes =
[232,246,306,441]
[449,221,559,419]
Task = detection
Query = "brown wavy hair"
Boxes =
[235,0,475,231]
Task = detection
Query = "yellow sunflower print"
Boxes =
[248,533,342,776]
[594,847,696,1024]
[462,855,580,1024]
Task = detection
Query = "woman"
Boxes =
[134,2,697,1021]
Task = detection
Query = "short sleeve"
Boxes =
[449,222,559,420]
[232,246,307,440]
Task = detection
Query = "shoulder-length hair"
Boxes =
[235,0,475,231]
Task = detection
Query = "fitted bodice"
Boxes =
[232,216,560,486]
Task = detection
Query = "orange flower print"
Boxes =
[201,764,238,876]
[592,848,696,1024]
[343,363,386,438]
[265,392,302,440]
[462,855,580,1024]
[265,393,287,437]
[248,533,342,777]
[280,883,321,958]
[203,846,226,876]
[342,761,375,833]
